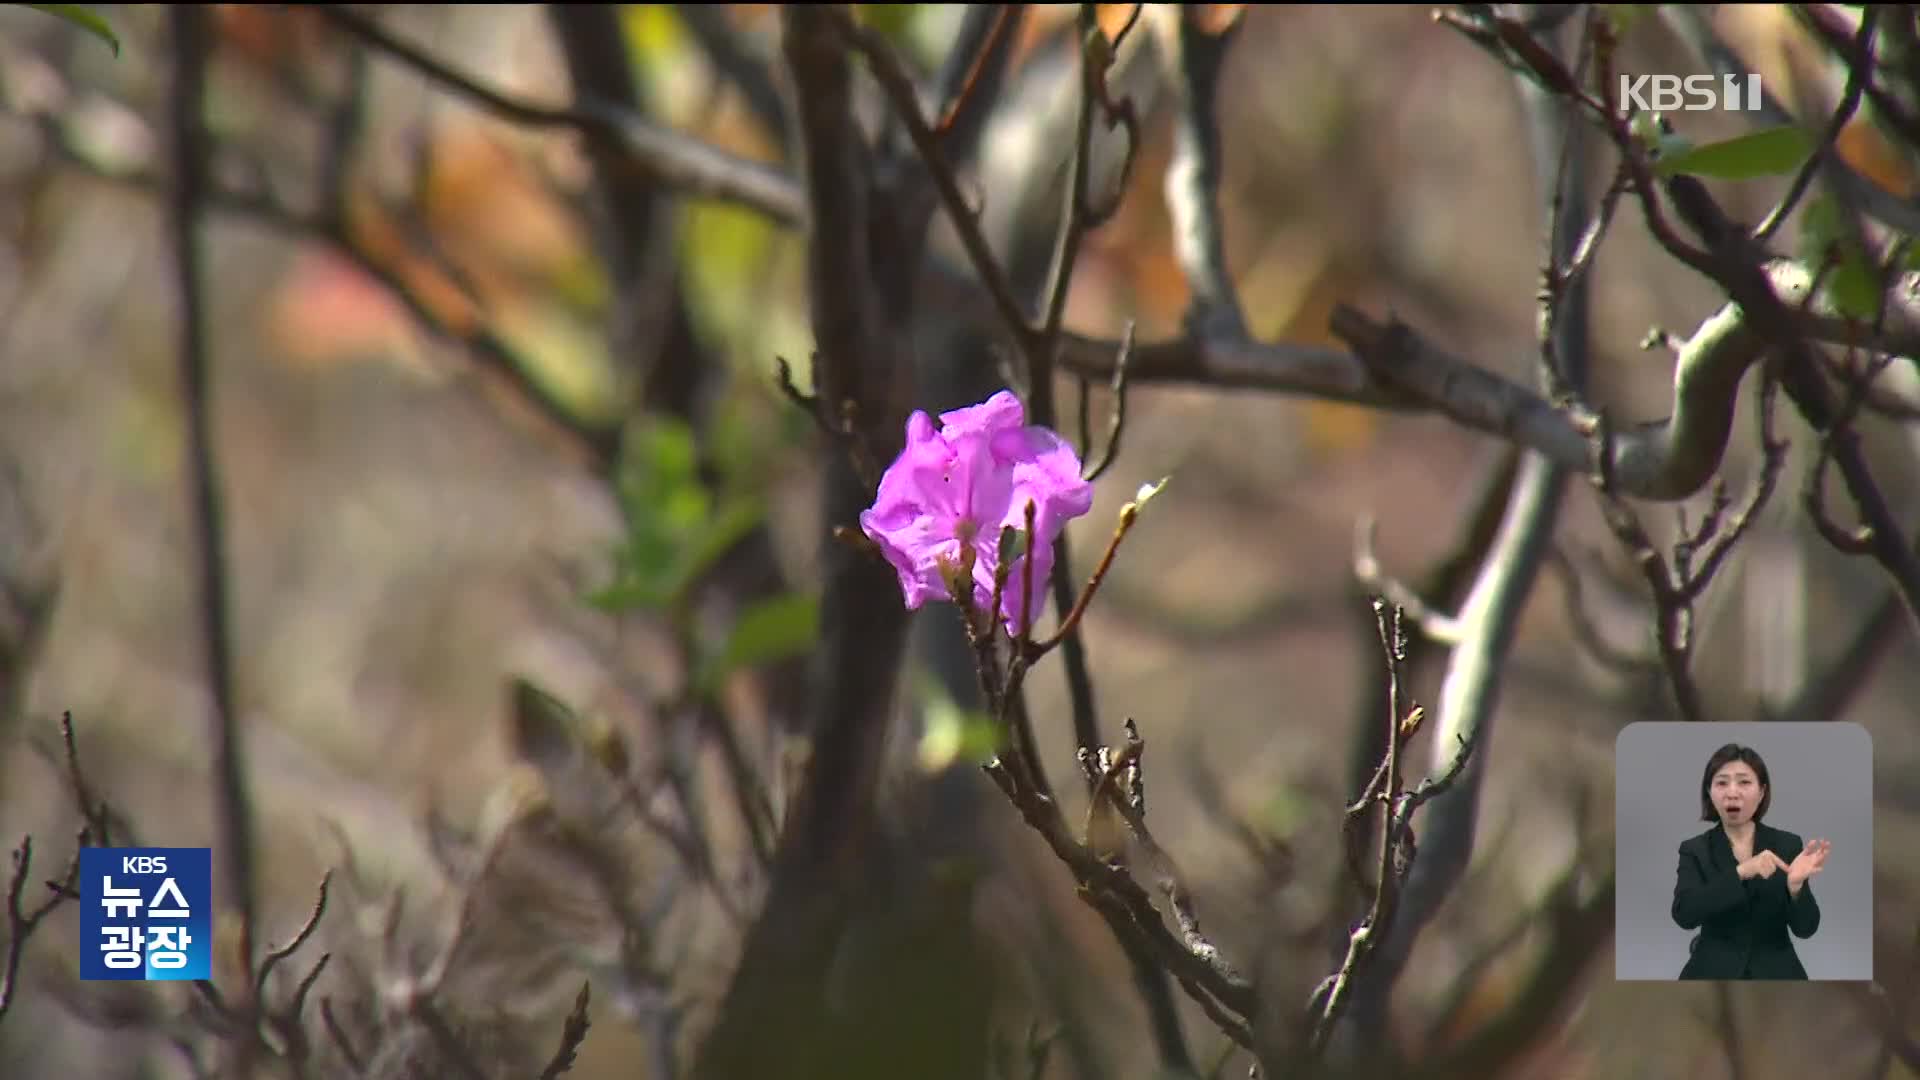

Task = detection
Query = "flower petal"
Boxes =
[874,412,971,524]
[938,389,1025,439]
[990,425,1095,542]
[862,504,959,610]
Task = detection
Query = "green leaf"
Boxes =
[696,591,819,695]
[996,525,1028,566]
[598,413,771,614]
[27,4,119,56]
[667,497,765,602]
[1633,120,1694,166]
[1654,126,1813,180]
[1799,194,1886,321]
[629,420,699,491]
[855,5,922,42]
[1262,785,1308,835]
[584,577,669,614]
[1602,5,1659,36]
[911,670,1000,773]
[1799,193,1845,260]
[1830,256,1885,322]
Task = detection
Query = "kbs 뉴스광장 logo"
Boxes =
[78,847,213,982]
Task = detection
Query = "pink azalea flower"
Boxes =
[860,390,1095,635]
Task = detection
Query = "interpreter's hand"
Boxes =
[1736,850,1789,881]
[1788,839,1831,890]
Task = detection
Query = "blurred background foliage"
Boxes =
[0,4,1916,1079]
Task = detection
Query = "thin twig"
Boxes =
[1544,546,1659,676]
[1589,416,1709,721]
[978,757,1256,1021]
[1310,601,1420,1057]
[311,6,806,226]
[36,67,1914,509]
[1024,485,1154,660]
[1352,519,1465,645]
[255,872,332,1001]
[1,834,82,1024]
[1755,7,1880,241]
[1329,8,1596,1059]
[318,998,366,1076]
[1081,322,1134,483]
[932,5,1020,145]
[170,7,260,1055]
[536,982,594,1080]
[1095,720,1241,993]
[837,11,1037,352]
[1805,353,1896,554]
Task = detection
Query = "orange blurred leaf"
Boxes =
[1184,5,1248,37]
[1094,4,1142,42]
[1835,114,1919,199]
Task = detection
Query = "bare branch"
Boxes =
[1080,321,1134,483]
[1309,601,1422,1057]
[1587,371,1790,720]
[1,835,76,1025]
[1755,7,1880,241]
[980,757,1257,1025]
[1163,4,1247,340]
[319,998,366,1076]
[930,4,1023,158]
[1326,8,1595,1059]
[1805,353,1897,555]
[691,8,917,1076]
[255,872,333,1002]
[3,716,115,1028]
[1663,4,1920,237]
[1648,172,1920,630]
[673,4,794,161]
[1353,519,1465,646]
[536,982,594,1080]
[1093,719,1246,1027]
[839,11,1036,350]
[1544,546,1659,676]
[33,22,1919,510]
[311,6,806,226]
[169,10,261,1060]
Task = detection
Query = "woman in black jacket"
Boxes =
[1672,743,1832,979]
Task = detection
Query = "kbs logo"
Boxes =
[79,847,213,981]
[1619,73,1764,114]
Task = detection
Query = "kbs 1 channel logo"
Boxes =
[79,848,213,982]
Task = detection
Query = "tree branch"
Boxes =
[311,6,806,227]
[1164,5,1247,340]
[170,7,260,1057]
[1660,4,1920,236]
[53,8,1915,512]
[690,7,915,1077]
[673,4,794,162]
[1324,7,1594,1059]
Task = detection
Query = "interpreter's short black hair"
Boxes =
[1699,743,1771,823]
